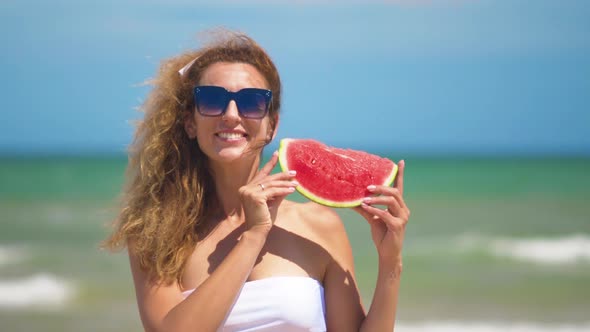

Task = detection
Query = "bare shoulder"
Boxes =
[282,200,350,250]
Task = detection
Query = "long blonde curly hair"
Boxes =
[104,30,282,285]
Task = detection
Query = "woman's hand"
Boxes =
[353,160,410,266]
[239,151,298,235]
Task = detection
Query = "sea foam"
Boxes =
[0,245,27,267]
[0,273,74,309]
[457,233,590,265]
[396,321,590,332]
[490,234,590,264]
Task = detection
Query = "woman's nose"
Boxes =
[222,100,241,124]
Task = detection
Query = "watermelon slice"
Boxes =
[278,138,398,207]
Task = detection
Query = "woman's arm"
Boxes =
[324,160,410,332]
[129,228,268,332]
[357,160,410,332]
[130,153,297,332]
[359,257,403,332]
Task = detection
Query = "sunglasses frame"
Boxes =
[193,85,273,119]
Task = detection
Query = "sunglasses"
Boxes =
[193,85,273,119]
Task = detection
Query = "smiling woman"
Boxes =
[103,29,410,332]
[185,62,276,163]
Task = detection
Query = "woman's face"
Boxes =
[185,62,276,164]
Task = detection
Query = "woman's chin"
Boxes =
[210,146,259,164]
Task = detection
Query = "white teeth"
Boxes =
[217,132,245,140]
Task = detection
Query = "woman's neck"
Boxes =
[209,154,261,223]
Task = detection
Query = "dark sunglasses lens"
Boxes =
[237,91,269,119]
[196,87,227,116]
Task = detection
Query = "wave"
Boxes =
[457,233,590,265]
[0,245,27,267]
[0,273,74,310]
[490,234,590,264]
[396,321,590,332]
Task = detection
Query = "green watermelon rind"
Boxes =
[278,138,399,208]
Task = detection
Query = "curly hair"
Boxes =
[103,30,282,285]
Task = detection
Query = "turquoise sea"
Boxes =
[1,156,589,331]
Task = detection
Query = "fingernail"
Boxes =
[292,181,299,186]
[289,170,297,176]
[363,197,372,203]
[361,202,369,208]
[273,150,278,156]
[288,187,296,192]
[367,185,376,191]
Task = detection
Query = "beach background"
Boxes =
[1,1,589,331]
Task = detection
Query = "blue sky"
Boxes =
[1,0,589,156]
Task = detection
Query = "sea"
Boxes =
[1,155,589,331]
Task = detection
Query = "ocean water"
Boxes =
[0,156,589,331]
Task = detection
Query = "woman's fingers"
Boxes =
[362,195,403,218]
[363,181,411,221]
[258,179,299,190]
[353,206,386,242]
[353,206,385,233]
[360,203,390,220]
[253,154,297,186]
[367,186,409,212]
[242,177,296,197]
[352,206,378,223]
[250,179,298,199]
[261,186,297,199]
[241,152,300,232]
[240,174,297,231]
[252,172,297,195]
[253,151,280,181]
[262,169,297,182]
[360,203,407,231]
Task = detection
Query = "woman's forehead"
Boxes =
[199,62,268,90]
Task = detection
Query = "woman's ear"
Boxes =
[184,115,197,139]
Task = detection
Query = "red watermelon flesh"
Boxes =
[278,138,398,207]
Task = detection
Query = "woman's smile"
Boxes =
[215,129,248,143]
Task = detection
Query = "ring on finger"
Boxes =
[259,183,265,191]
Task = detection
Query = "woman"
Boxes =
[105,31,410,332]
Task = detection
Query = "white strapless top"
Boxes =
[182,276,326,332]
